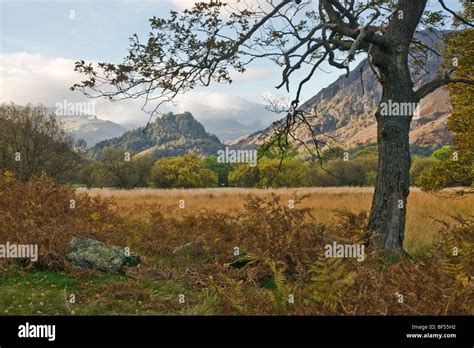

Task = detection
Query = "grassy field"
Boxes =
[83,187,474,253]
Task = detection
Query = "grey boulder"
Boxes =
[66,236,140,273]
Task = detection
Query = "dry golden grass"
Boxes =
[81,187,474,252]
[2,175,472,315]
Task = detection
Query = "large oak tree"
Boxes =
[72,0,473,251]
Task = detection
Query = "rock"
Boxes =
[172,241,205,257]
[66,236,140,273]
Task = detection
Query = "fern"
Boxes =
[435,216,473,283]
[309,257,355,312]
[264,260,292,314]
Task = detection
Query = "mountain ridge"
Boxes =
[55,114,127,147]
[230,30,453,152]
[92,112,224,159]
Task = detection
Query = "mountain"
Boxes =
[230,30,453,153]
[92,112,224,158]
[55,115,127,147]
[200,118,272,143]
[199,118,252,143]
[171,94,282,143]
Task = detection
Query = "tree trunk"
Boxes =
[368,51,418,250]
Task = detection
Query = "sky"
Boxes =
[0,0,463,130]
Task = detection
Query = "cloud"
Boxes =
[0,53,280,137]
[232,67,275,82]
[0,53,79,105]
[167,0,200,9]
[0,53,150,127]
[174,90,276,123]
[171,90,281,142]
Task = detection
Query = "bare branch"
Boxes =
[415,77,474,100]
[438,0,474,28]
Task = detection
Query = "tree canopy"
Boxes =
[72,0,474,251]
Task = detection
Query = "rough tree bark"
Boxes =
[367,0,427,250]
[368,55,415,249]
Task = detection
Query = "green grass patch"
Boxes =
[0,268,79,315]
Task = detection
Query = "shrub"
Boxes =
[203,156,231,187]
[0,171,127,270]
[257,158,311,188]
[99,148,153,188]
[410,156,436,186]
[150,153,218,188]
[228,164,260,187]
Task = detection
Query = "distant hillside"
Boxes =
[194,98,282,143]
[230,30,453,153]
[200,118,263,144]
[55,115,127,147]
[92,112,224,158]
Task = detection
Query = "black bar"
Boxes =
[0,316,472,346]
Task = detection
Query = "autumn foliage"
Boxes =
[0,172,472,315]
[0,171,127,270]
